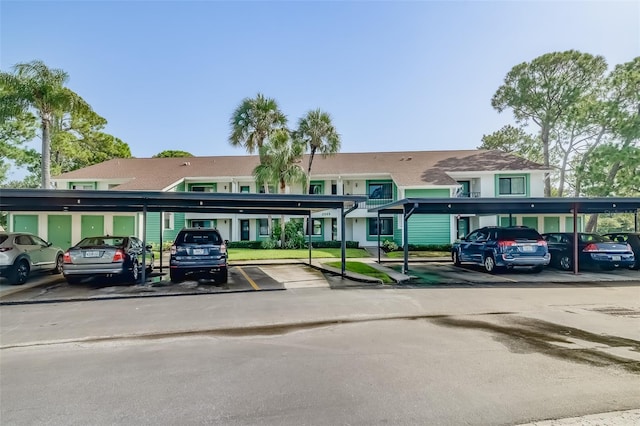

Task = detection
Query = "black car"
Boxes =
[603,232,639,270]
[169,228,228,283]
[542,232,635,271]
[452,226,550,273]
[62,236,154,284]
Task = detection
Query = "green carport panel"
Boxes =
[13,215,38,234]
[522,217,538,230]
[48,215,72,249]
[565,217,582,232]
[544,217,560,233]
[81,215,104,239]
[500,216,511,227]
[113,216,136,236]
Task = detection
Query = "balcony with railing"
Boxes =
[456,191,481,198]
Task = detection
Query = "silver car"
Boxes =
[0,232,64,285]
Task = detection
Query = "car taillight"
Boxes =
[498,240,516,248]
[63,252,72,263]
[583,243,598,252]
[0,247,13,252]
[170,245,176,255]
[112,250,124,262]
[537,239,547,247]
[627,243,633,252]
[220,243,227,254]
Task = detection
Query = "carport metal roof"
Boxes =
[369,197,640,275]
[0,189,367,215]
[0,189,367,279]
[368,197,640,215]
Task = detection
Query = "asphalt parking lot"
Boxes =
[1,260,638,304]
[391,261,640,286]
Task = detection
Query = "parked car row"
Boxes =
[452,227,638,273]
[0,232,154,286]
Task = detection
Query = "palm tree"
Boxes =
[295,109,341,193]
[229,93,287,159]
[0,60,92,188]
[253,129,307,247]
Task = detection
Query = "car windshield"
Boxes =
[177,231,222,245]
[77,237,125,247]
[498,229,541,240]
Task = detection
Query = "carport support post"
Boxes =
[402,203,417,274]
[308,211,312,266]
[141,202,147,283]
[635,210,638,232]
[377,211,381,264]
[341,206,346,277]
[509,213,513,226]
[159,210,163,274]
[573,204,579,275]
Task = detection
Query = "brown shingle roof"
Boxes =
[53,150,547,190]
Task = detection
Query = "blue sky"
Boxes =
[1,1,638,178]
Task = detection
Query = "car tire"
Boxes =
[8,259,30,285]
[146,256,154,274]
[531,265,544,273]
[558,254,572,271]
[170,270,184,283]
[483,255,498,274]
[51,253,63,274]
[129,261,140,283]
[452,250,461,267]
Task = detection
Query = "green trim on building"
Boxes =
[12,214,38,234]
[309,181,324,195]
[543,216,560,233]
[495,173,530,197]
[403,188,451,245]
[522,217,539,230]
[68,181,97,190]
[565,216,583,232]
[186,182,217,192]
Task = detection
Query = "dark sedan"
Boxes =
[62,236,154,284]
[542,232,635,271]
[604,232,640,270]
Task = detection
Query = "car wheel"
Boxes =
[8,259,30,285]
[452,250,461,266]
[531,265,544,273]
[558,255,572,271]
[483,255,498,274]
[129,261,139,283]
[52,253,63,274]
[170,270,184,283]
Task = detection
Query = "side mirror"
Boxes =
[47,242,53,247]
[225,240,229,245]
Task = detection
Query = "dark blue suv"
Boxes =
[452,226,550,273]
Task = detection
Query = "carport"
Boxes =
[0,189,367,282]
[370,197,640,274]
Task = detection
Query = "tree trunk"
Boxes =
[574,126,606,196]
[585,214,598,232]
[541,124,551,197]
[41,116,51,189]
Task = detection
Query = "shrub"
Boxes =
[311,240,360,249]
[407,243,452,252]
[260,238,278,249]
[227,241,263,249]
[381,239,399,252]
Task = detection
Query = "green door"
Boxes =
[81,215,104,239]
[113,216,136,235]
[565,217,583,232]
[13,215,38,234]
[48,215,72,249]
[522,217,538,230]
[544,217,560,233]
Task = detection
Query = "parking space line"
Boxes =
[236,266,260,290]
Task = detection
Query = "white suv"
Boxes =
[0,232,64,285]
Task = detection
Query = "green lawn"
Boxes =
[385,250,450,258]
[228,248,369,260]
[324,261,394,283]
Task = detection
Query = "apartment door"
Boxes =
[240,220,250,241]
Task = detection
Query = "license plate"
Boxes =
[522,245,535,252]
[611,255,621,261]
[84,251,100,258]
[193,248,205,255]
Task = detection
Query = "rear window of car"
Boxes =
[176,231,222,245]
[579,234,610,243]
[496,228,541,240]
[77,237,125,247]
